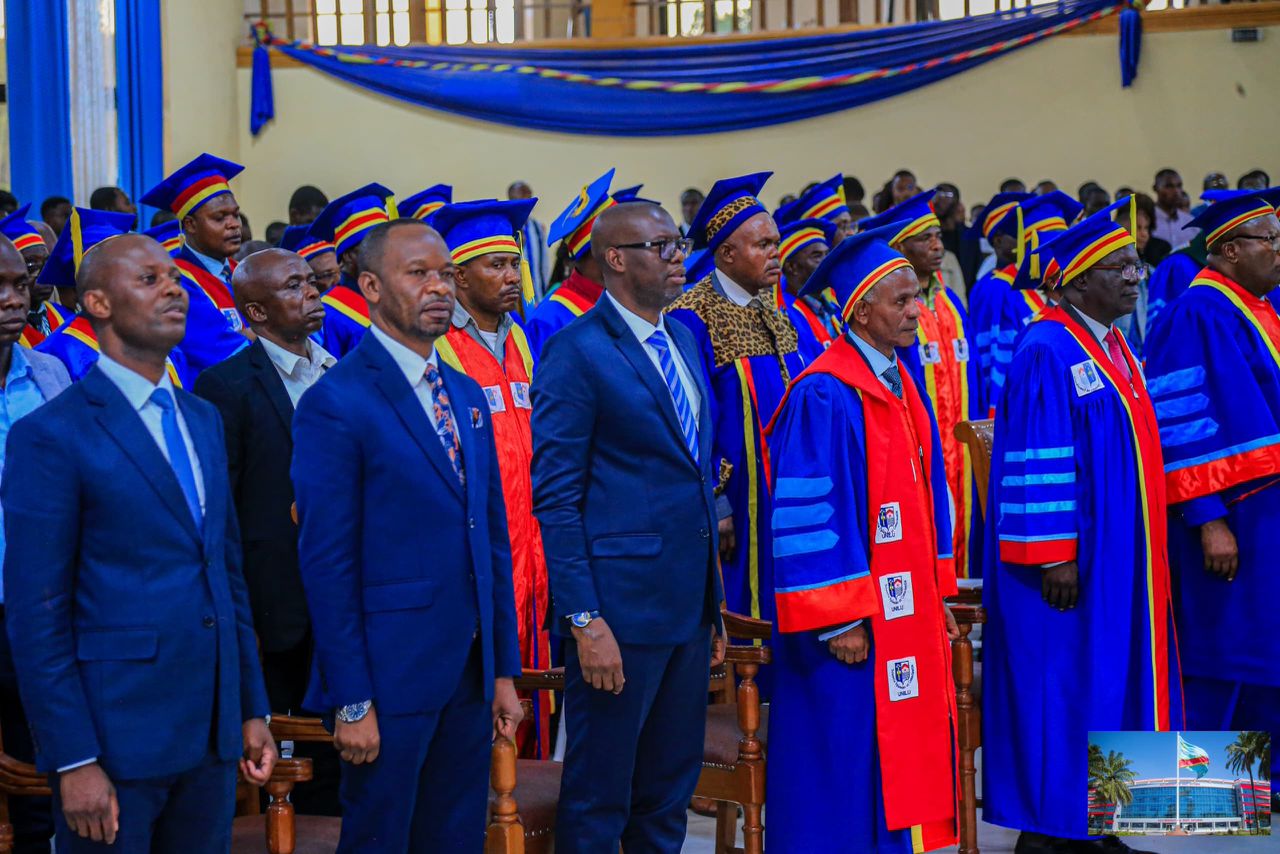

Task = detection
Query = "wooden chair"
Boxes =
[946,599,986,854]
[954,419,995,517]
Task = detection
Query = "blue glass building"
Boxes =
[1090,778,1272,835]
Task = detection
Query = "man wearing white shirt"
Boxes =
[1152,168,1194,250]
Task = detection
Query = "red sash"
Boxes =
[176,257,242,331]
[793,298,834,348]
[547,271,602,317]
[321,285,371,328]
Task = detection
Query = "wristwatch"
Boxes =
[569,610,600,629]
[336,700,372,723]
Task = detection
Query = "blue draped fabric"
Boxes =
[251,0,1140,137]
[6,1,74,203]
[116,0,165,224]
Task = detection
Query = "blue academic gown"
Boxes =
[777,288,827,364]
[36,318,196,389]
[968,264,1014,408]
[1144,270,1280,778]
[1146,250,1202,334]
[173,244,250,374]
[318,274,370,359]
[667,272,807,626]
[983,306,1183,840]
[987,285,1051,409]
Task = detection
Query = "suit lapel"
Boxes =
[177,390,220,554]
[84,370,202,546]
[445,366,482,510]
[248,341,295,436]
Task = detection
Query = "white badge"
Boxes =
[919,341,942,364]
[874,502,903,544]
[887,655,919,702]
[511,382,532,410]
[952,338,970,363]
[1070,360,1105,397]
[879,572,915,621]
[482,385,507,414]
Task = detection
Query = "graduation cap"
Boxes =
[612,184,660,205]
[968,192,1033,241]
[792,175,850,224]
[855,190,940,246]
[142,220,184,257]
[36,208,136,289]
[0,204,48,253]
[278,224,334,261]
[1011,233,1065,291]
[799,220,913,321]
[687,172,772,254]
[1041,196,1137,289]
[1185,187,1280,248]
[140,153,244,220]
[309,183,397,258]
[432,199,536,265]
[400,184,453,222]
[548,169,616,260]
[779,218,837,267]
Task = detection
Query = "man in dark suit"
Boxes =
[3,232,275,852]
[292,218,523,852]
[531,202,725,854]
[195,248,340,815]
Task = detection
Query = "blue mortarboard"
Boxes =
[799,220,914,321]
[548,169,616,260]
[612,184,649,203]
[779,218,837,267]
[37,208,136,289]
[431,199,536,264]
[968,192,1033,240]
[1011,231,1066,291]
[279,224,334,261]
[688,172,773,253]
[792,175,850,224]
[1186,187,1280,247]
[400,185,453,222]
[142,220,183,257]
[683,247,714,286]
[140,153,244,219]
[1040,196,1137,288]
[309,183,397,258]
[0,204,47,253]
[855,190,940,245]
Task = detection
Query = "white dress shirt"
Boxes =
[258,336,336,407]
[1074,306,1114,346]
[96,353,205,514]
[605,292,701,418]
[715,270,760,308]
[369,324,441,431]
[1153,206,1194,251]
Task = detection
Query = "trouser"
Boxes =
[261,635,341,816]
[0,610,52,854]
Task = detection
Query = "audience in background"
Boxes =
[40,196,72,238]
[287,185,329,226]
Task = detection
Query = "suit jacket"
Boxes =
[530,294,723,645]
[291,331,522,715]
[195,340,309,652]
[2,366,269,779]
[23,346,72,399]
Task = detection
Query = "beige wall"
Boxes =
[176,22,1276,228]
[163,0,245,172]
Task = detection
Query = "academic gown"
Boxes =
[775,286,830,364]
[1147,246,1204,334]
[523,270,603,359]
[766,336,958,854]
[173,244,250,374]
[318,274,371,358]
[987,283,1052,409]
[983,304,1183,840]
[895,278,984,579]
[967,263,1015,409]
[667,272,806,627]
[1144,268,1280,778]
[35,314,196,389]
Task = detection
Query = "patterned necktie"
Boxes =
[1104,329,1132,384]
[424,363,465,486]
[646,329,700,463]
[148,388,203,530]
[882,365,904,400]
[220,262,233,288]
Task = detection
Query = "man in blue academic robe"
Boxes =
[767,223,960,853]
[1144,187,1280,779]
[964,191,1030,406]
[984,199,1180,854]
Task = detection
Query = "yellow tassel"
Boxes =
[1015,206,1026,269]
[516,230,536,320]
[70,208,85,271]
[386,195,399,220]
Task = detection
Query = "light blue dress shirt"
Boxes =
[0,346,52,604]
[186,243,232,283]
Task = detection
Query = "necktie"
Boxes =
[148,388,203,530]
[882,365,904,400]
[424,363,465,486]
[646,329,700,463]
[1104,329,1132,384]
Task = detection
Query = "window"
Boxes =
[664,0,752,35]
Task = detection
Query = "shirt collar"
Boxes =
[713,269,758,308]
[845,329,896,379]
[369,323,438,387]
[1073,305,1113,345]
[6,345,33,385]
[258,334,335,378]
[186,243,230,279]
[605,291,668,344]
[451,300,514,336]
[96,352,176,411]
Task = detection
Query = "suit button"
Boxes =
[202,616,215,628]
[700,527,709,539]
[468,517,476,529]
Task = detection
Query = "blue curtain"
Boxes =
[5,1,74,205]
[116,0,165,223]
[252,0,1140,138]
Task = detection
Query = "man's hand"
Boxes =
[240,718,277,786]
[1042,561,1079,610]
[718,517,736,563]
[59,763,118,845]
[944,605,960,641]
[710,626,727,669]
[1200,518,1238,581]
[828,624,870,664]
[572,617,625,694]
[492,677,524,741]
[334,704,381,765]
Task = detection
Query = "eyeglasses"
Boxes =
[1091,263,1145,283]
[613,238,693,262]
[1230,233,1280,252]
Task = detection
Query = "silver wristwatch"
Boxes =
[336,699,372,723]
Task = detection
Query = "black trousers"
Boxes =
[0,610,53,854]
[261,635,342,816]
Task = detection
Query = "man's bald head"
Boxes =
[592,202,686,317]
[76,233,189,360]
[232,247,324,346]
[592,202,675,267]
[232,247,296,307]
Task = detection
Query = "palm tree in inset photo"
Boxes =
[1226,730,1269,834]
[1089,746,1137,818]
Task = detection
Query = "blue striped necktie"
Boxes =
[646,329,699,463]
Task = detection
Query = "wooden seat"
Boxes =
[954,419,995,517]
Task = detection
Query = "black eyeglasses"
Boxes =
[613,238,693,262]
[1230,233,1280,252]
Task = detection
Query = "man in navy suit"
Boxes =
[292,218,523,853]
[3,232,275,852]
[531,202,725,854]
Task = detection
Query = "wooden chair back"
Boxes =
[954,419,995,518]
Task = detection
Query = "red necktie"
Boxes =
[1104,329,1132,384]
